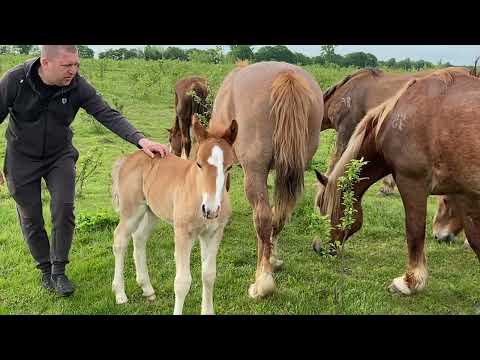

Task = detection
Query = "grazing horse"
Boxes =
[322,67,460,194]
[208,61,324,298]
[433,195,468,246]
[168,76,209,159]
[111,116,237,314]
[315,68,480,295]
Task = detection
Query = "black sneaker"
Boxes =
[41,273,55,292]
[52,274,75,297]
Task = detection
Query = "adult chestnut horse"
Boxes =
[322,68,452,194]
[168,76,209,159]
[209,61,324,298]
[315,68,480,295]
[323,67,470,243]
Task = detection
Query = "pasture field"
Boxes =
[0,55,478,315]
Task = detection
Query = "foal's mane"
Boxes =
[323,68,383,103]
[322,68,470,221]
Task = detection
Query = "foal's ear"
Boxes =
[314,169,328,187]
[223,119,238,145]
[192,114,208,142]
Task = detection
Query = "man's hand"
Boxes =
[138,138,169,158]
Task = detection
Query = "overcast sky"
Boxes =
[88,45,480,66]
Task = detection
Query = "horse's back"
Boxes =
[379,71,480,193]
[212,62,323,164]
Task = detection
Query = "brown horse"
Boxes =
[322,67,459,194]
[323,67,470,241]
[111,116,237,314]
[315,68,480,295]
[209,61,324,298]
[168,76,209,158]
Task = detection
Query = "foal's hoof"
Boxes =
[145,294,156,302]
[248,272,275,299]
[387,277,412,296]
[115,294,129,305]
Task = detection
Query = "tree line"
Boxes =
[0,45,455,71]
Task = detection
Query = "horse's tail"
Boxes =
[111,156,127,213]
[270,70,314,222]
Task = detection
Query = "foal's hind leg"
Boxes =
[132,209,159,302]
[244,169,275,299]
[112,204,148,304]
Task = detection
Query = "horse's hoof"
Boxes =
[248,272,275,299]
[248,283,260,299]
[387,277,412,295]
[115,294,129,305]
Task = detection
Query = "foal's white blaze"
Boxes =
[202,145,224,215]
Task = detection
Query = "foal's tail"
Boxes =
[270,70,314,221]
[111,157,127,212]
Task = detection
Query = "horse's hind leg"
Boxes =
[112,204,148,304]
[270,199,296,272]
[244,169,275,299]
[132,209,159,302]
[388,177,428,295]
[454,196,480,261]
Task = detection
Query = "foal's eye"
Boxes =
[197,162,202,169]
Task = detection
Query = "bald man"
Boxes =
[0,45,169,297]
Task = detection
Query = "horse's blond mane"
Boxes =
[323,68,383,103]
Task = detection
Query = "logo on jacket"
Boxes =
[62,98,68,105]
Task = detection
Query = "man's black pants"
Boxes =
[3,145,79,275]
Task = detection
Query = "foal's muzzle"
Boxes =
[202,204,219,219]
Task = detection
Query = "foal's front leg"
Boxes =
[388,177,428,295]
[199,226,224,315]
[173,228,194,315]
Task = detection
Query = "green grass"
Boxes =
[0,55,478,315]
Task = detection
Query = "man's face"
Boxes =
[41,49,80,86]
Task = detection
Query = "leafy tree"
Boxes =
[163,47,188,61]
[77,45,94,58]
[254,45,296,63]
[229,45,254,61]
